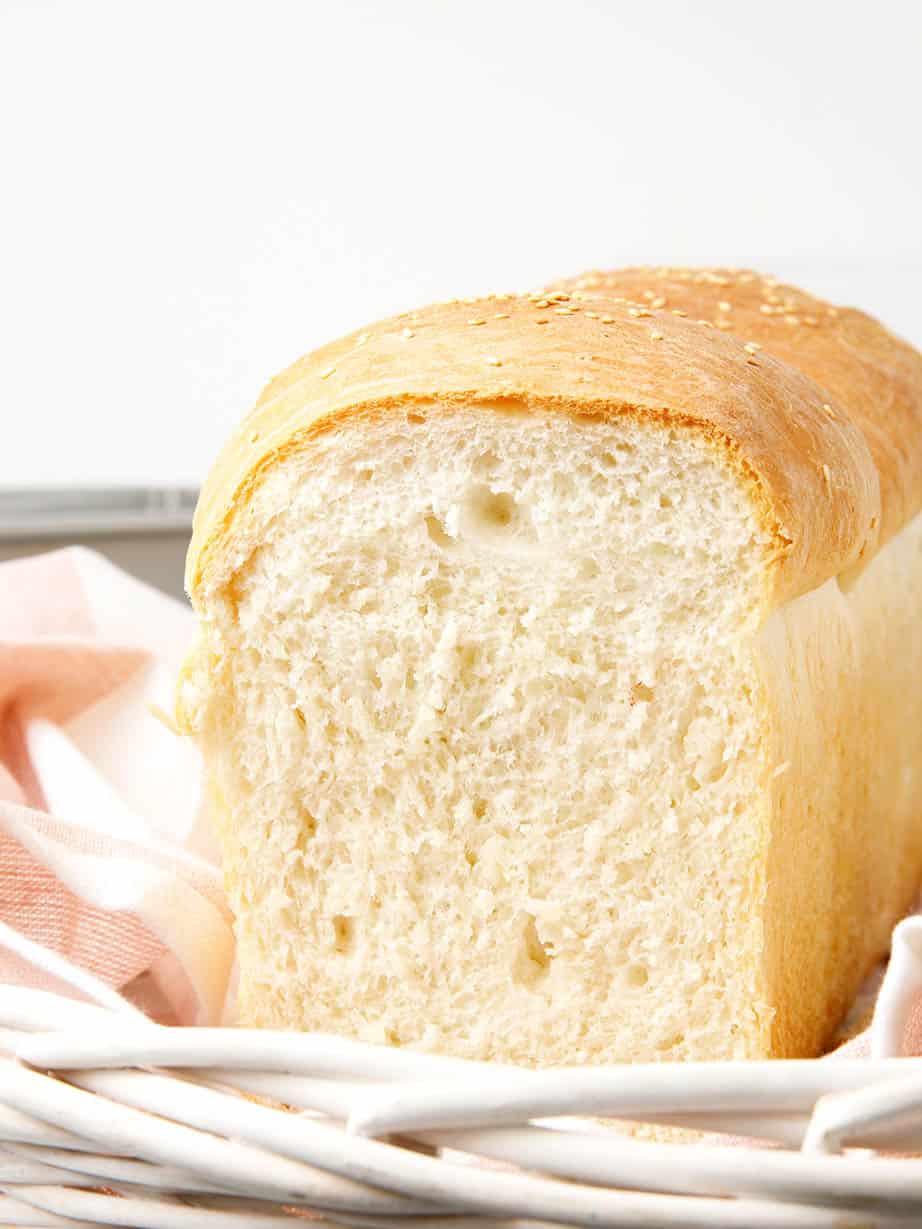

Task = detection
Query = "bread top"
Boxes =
[186,272,911,609]
[553,267,922,552]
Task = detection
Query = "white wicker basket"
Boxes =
[1,922,922,1228]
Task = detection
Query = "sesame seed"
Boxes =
[493,312,510,319]
[320,365,337,378]
[554,306,576,315]
[772,761,791,779]
[249,430,260,443]
[650,330,664,341]
[746,358,759,366]
[401,329,415,340]
[759,304,774,315]
[535,317,550,325]
[584,311,600,319]
[822,463,833,491]
[827,307,839,318]
[357,332,370,345]
[642,290,656,301]
[535,299,551,308]
[717,301,732,312]
[696,319,714,328]
[821,403,836,419]
[785,315,800,326]
[671,309,688,317]
[552,292,571,302]
[650,296,666,309]
[744,342,761,354]
[715,319,733,329]
[803,315,818,326]
[485,356,502,366]
[467,318,486,326]
[600,315,616,324]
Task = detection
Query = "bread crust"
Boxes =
[185,280,890,611]
[552,267,922,551]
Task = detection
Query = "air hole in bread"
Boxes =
[513,914,552,988]
[332,915,355,954]
[295,811,317,850]
[467,487,516,529]
[625,963,649,988]
[656,1031,686,1053]
[630,682,655,705]
[425,515,454,549]
[473,450,499,476]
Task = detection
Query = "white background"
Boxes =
[2,0,921,486]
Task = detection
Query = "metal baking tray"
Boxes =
[0,487,198,602]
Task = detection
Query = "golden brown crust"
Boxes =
[552,267,922,549]
[187,282,884,609]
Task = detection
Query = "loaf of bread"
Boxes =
[177,268,922,1063]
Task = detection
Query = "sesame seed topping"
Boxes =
[759,304,774,315]
[821,403,836,419]
[493,312,510,319]
[746,358,759,366]
[641,290,656,301]
[249,430,260,443]
[467,318,486,326]
[743,342,761,354]
[401,329,415,340]
[320,365,337,378]
[671,309,688,317]
[357,332,370,345]
[696,319,714,328]
[600,315,616,324]
[822,463,833,491]
[650,330,664,341]
[803,315,818,326]
[584,311,600,319]
[535,299,551,308]
[717,301,732,312]
[785,315,800,326]
[535,317,549,325]
[650,296,666,309]
[554,306,576,315]
[485,356,502,366]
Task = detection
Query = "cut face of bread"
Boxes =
[192,404,778,1063]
